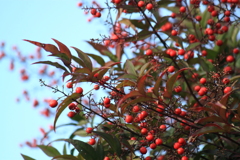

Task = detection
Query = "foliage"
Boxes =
[12,0,240,159]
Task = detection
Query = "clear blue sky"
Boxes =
[0,0,108,159]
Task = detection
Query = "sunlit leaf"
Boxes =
[38,145,61,157]
[54,93,80,130]
[32,61,69,73]
[71,47,93,71]
[125,60,137,76]
[116,80,136,88]
[21,154,36,160]
[87,53,105,66]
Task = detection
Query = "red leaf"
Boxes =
[137,74,150,95]
[153,68,168,97]
[23,39,60,55]
[117,91,142,109]
[52,38,72,60]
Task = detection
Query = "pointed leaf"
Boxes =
[137,75,150,95]
[93,131,122,156]
[186,42,201,51]
[153,69,168,97]
[116,43,123,61]
[38,145,61,157]
[54,139,98,160]
[33,61,69,73]
[87,41,111,56]
[125,60,137,76]
[52,155,79,160]
[95,144,105,160]
[54,93,80,130]
[24,39,60,55]
[71,47,92,71]
[116,80,136,88]
[21,154,36,160]
[117,91,142,108]
[195,116,225,124]
[119,18,137,32]
[192,124,225,136]
[166,68,192,96]
[52,39,72,60]
[87,53,105,66]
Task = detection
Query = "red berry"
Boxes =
[180,111,187,117]
[94,84,99,90]
[125,115,134,123]
[224,87,232,94]
[216,40,223,46]
[173,142,182,149]
[140,146,147,154]
[95,12,101,18]
[88,138,96,145]
[49,100,58,108]
[146,134,154,141]
[75,87,83,94]
[66,82,73,88]
[211,10,218,17]
[194,85,201,92]
[200,78,207,84]
[178,138,186,144]
[177,148,185,154]
[68,103,77,110]
[138,1,145,7]
[171,30,178,36]
[90,9,97,15]
[150,143,157,149]
[156,105,164,112]
[175,108,182,115]
[146,49,153,56]
[222,78,230,84]
[233,48,239,54]
[104,157,110,160]
[132,105,140,112]
[168,66,175,73]
[225,10,231,16]
[181,156,189,160]
[146,3,153,10]
[104,97,110,104]
[178,49,185,55]
[86,127,93,133]
[169,50,177,57]
[141,128,148,135]
[224,66,233,74]
[141,111,148,118]
[159,124,166,131]
[226,55,235,62]
[67,111,76,118]
[171,13,176,18]
[195,15,202,21]
[155,138,163,145]
[174,86,182,93]
[201,50,207,56]
[179,6,186,13]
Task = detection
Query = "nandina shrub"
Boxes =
[20,0,240,160]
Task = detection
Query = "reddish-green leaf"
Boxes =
[137,75,150,95]
[116,43,123,61]
[192,124,225,136]
[119,18,137,32]
[195,116,225,124]
[24,39,60,55]
[54,93,80,130]
[153,69,168,97]
[71,47,92,71]
[87,53,105,66]
[208,102,227,121]
[37,145,61,157]
[87,41,111,56]
[33,61,69,73]
[125,60,137,76]
[116,80,136,88]
[52,38,72,64]
[117,91,142,108]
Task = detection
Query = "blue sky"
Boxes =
[0,0,109,159]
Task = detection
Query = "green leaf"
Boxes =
[74,129,89,137]
[105,51,118,62]
[199,57,215,72]
[87,41,112,56]
[119,18,137,32]
[54,93,80,130]
[125,60,137,76]
[72,55,86,68]
[165,68,192,97]
[52,155,79,160]
[118,74,138,81]
[87,53,105,66]
[186,42,201,51]
[153,16,170,30]
[71,47,93,71]
[21,154,36,160]
[129,19,147,29]
[63,144,67,155]
[95,144,105,160]
[54,139,98,160]
[205,48,218,59]
[139,62,150,77]
[116,80,136,88]
[93,131,122,156]
[37,145,61,157]
[125,30,153,42]
[33,61,69,73]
